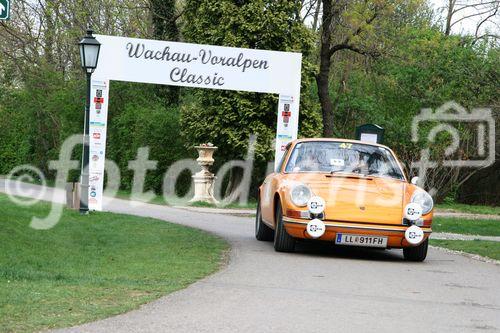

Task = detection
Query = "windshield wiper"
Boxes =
[326,170,373,179]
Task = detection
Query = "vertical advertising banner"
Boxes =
[274,94,299,169]
[88,79,109,211]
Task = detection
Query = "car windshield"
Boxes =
[284,141,405,180]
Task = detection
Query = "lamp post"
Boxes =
[78,29,101,214]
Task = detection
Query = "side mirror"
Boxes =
[411,176,419,185]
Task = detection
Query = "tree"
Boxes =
[315,0,399,137]
[181,0,322,164]
[326,26,499,200]
[0,0,152,175]
[442,0,499,41]
[314,0,433,139]
[150,0,182,105]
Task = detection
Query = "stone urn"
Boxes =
[190,143,218,204]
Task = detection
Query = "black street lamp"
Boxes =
[78,29,101,214]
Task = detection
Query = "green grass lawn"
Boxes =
[432,217,500,236]
[430,239,500,261]
[0,194,228,333]
[431,216,500,261]
[436,202,500,215]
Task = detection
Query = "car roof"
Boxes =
[292,138,391,150]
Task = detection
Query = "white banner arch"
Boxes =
[88,35,302,210]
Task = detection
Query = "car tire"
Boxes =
[255,197,274,241]
[403,238,428,262]
[273,200,296,252]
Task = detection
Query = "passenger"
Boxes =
[296,152,320,171]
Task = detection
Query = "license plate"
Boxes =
[335,233,387,248]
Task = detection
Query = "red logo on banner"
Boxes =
[94,97,104,103]
[93,133,101,139]
[282,103,291,127]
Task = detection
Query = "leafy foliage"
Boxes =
[181,0,322,163]
[0,66,84,176]
[325,26,498,199]
[105,82,192,193]
[0,0,497,203]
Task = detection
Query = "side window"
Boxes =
[275,144,291,173]
[284,143,303,172]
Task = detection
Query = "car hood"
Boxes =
[284,173,406,225]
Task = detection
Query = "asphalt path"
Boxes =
[2,180,499,332]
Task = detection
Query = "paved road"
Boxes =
[2,181,500,332]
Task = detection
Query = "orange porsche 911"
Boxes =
[255,138,434,261]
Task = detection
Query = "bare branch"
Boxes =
[475,2,499,37]
[450,8,498,28]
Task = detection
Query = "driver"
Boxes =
[352,158,369,174]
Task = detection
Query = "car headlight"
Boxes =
[290,184,312,207]
[411,190,433,215]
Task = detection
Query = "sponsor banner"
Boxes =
[88,79,109,211]
[91,35,303,193]
[274,94,299,169]
[93,35,302,95]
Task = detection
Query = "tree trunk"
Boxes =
[316,0,335,137]
[312,0,321,31]
[43,3,56,67]
[316,55,334,137]
[444,0,455,36]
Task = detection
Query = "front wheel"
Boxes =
[273,200,295,252]
[403,239,428,262]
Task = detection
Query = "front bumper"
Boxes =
[282,216,432,248]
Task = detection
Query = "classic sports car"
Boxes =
[255,138,434,261]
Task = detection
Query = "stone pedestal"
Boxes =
[190,144,218,204]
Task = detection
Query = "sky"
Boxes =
[302,0,499,37]
[428,0,499,36]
